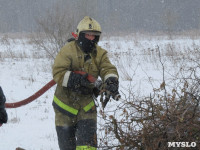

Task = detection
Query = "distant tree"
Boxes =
[29,1,97,59]
[30,4,75,59]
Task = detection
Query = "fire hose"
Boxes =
[5,79,56,108]
[4,71,120,109]
[5,71,96,108]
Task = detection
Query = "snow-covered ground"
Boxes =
[0,35,199,149]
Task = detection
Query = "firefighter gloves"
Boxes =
[105,77,119,96]
[67,72,93,95]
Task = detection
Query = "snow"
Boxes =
[0,59,56,149]
[0,35,199,149]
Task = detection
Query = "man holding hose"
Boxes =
[52,16,119,150]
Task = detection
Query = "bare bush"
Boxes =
[98,50,200,149]
[0,34,10,45]
[30,6,75,59]
[99,79,200,150]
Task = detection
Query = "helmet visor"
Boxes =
[82,31,101,36]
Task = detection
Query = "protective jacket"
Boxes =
[52,40,118,119]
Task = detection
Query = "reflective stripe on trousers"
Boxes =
[76,146,97,150]
[53,95,95,116]
[56,119,97,150]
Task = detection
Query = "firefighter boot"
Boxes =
[76,119,97,149]
[56,126,76,150]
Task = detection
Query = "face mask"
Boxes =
[77,32,99,54]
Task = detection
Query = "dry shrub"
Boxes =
[29,6,74,59]
[99,53,200,150]
[99,80,200,150]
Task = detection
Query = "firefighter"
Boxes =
[52,16,119,150]
[0,86,8,126]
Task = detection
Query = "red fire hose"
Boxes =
[5,79,56,108]
[5,71,96,108]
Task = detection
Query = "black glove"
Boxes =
[93,87,100,98]
[0,86,8,124]
[105,77,119,96]
[67,72,93,95]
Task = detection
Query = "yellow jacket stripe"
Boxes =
[76,145,97,150]
[53,96,78,115]
[83,101,95,112]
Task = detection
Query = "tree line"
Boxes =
[0,0,200,33]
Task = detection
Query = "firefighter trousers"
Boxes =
[54,106,97,150]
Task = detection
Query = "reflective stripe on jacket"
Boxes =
[52,40,118,114]
[53,95,95,117]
